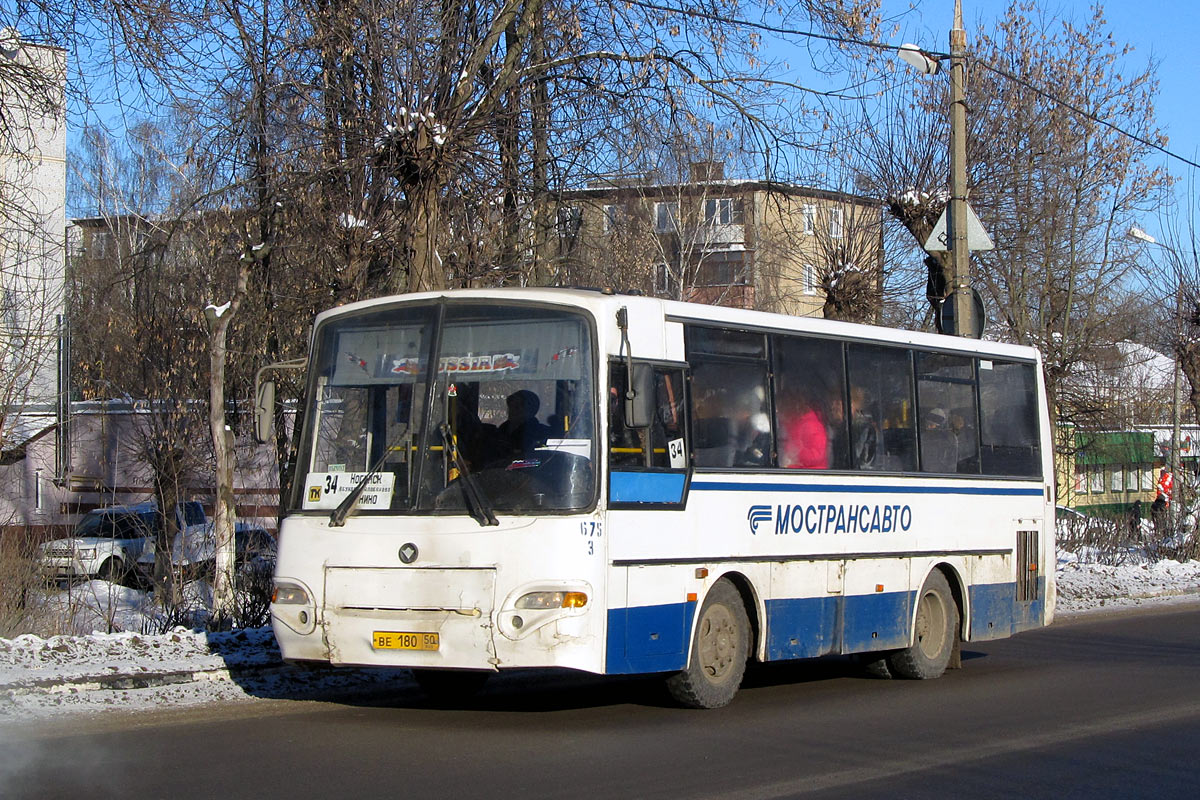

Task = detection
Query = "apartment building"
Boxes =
[555,164,883,318]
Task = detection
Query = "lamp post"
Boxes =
[900,0,975,337]
[1129,225,1183,528]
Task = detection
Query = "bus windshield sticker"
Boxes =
[303,471,396,510]
[537,438,592,459]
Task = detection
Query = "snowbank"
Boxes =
[1,559,1198,723]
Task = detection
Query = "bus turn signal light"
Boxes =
[516,591,589,609]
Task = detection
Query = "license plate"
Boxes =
[372,631,440,651]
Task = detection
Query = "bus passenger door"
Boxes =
[607,363,689,507]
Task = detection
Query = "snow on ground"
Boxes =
[2,557,1199,724]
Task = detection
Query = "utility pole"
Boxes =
[948,0,973,337]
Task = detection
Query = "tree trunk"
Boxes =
[406,178,445,293]
[206,262,249,625]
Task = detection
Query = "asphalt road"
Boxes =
[5,603,1200,800]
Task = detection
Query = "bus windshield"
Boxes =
[293,302,597,516]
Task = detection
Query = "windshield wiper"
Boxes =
[439,423,498,527]
[328,448,393,528]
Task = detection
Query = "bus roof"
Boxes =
[311,287,1041,364]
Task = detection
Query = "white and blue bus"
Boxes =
[259,288,1054,708]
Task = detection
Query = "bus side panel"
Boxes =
[763,596,839,659]
[965,539,1050,640]
[842,559,913,652]
[604,564,700,674]
[841,591,915,652]
[605,600,695,674]
[1012,577,1048,632]
[766,562,839,659]
[968,578,1047,640]
[967,582,1017,640]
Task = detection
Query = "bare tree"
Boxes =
[843,2,1168,425]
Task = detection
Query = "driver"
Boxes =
[497,390,551,459]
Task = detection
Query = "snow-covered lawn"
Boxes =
[2,556,1199,723]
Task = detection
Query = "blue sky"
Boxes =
[891,0,1198,177]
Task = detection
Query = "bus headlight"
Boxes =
[499,585,592,641]
[271,581,317,636]
[272,583,310,605]
[515,591,588,610]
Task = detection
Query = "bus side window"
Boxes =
[691,361,770,468]
[608,365,687,469]
[978,361,1042,477]
[771,335,847,470]
[847,343,917,472]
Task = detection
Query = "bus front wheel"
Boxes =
[666,580,749,709]
[887,570,958,679]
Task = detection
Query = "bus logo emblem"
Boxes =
[398,543,419,564]
[747,505,772,535]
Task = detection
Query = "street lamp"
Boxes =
[900,0,976,338]
[1128,225,1183,527]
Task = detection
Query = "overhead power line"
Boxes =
[627,1,1198,171]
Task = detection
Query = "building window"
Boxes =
[696,251,746,286]
[703,197,743,226]
[34,468,43,512]
[1110,468,1122,493]
[603,204,620,233]
[1089,468,1103,493]
[556,206,581,238]
[802,205,816,235]
[829,207,844,239]
[803,263,818,295]
[655,201,679,233]
[655,263,679,296]
[1125,467,1138,491]
[1075,465,1087,494]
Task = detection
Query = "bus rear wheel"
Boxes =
[887,570,958,679]
[666,580,749,709]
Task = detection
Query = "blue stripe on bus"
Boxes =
[607,580,1044,674]
[610,471,688,504]
[691,480,1044,497]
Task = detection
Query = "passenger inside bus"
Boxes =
[921,407,957,472]
[777,389,829,469]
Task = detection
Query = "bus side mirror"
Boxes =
[254,379,275,444]
[624,363,655,428]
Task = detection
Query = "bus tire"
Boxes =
[887,570,958,680]
[411,668,490,701]
[666,580,749,709]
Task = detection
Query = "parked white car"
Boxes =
[40,502,178,583]
[137,517,276,583]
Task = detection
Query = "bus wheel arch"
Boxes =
[887,567,959,680]
[667,578,751,708]
[936,563,967,668]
